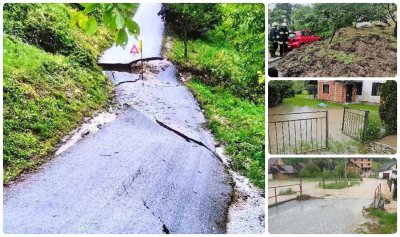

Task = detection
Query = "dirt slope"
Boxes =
[276,26,397,77]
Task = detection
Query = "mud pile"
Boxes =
[276,32,397,77]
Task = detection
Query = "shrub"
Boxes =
[268,81,295,107]
[379,81,397,134]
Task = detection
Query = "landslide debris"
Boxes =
[276,27,397,77]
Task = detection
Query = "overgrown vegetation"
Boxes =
[186,79,265,188]
[319,181,359,189]
[162,3,265,102]
[162,4,265,189]
[269,3,397,41]
[379,81,397,134]
[2,3,132,183]
[361,209,397,234]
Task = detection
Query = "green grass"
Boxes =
[366,209,397,234]
[186,79,265,189]
[279,188,296,195]
[319,181,359,189]
[3,3,115,183]
[282,94,382,126]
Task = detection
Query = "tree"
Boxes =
[70,3,140,47]
[379,81,397,133]
[158,4,221,58]
[314,3,354,43]
[275,3,300,25]
[268,81,294,107]
[382,3,397,37]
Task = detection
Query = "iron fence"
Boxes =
[342,107,369,141]
[268,111,328,154]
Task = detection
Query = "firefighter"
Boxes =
[277,23,289,57]
[269,22,278,57]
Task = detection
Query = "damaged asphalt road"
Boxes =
[4,106,232,234]
[4,4,235,234]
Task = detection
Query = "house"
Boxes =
[346,159,361,175]
[349,158,373,172]
[378,161,397,179]
[268,158,298,180]
[317,80,386,104]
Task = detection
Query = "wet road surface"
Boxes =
[268,198,371,234]
[99,4,164,64]
[4,3,232,234]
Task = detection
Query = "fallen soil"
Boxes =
[276,29,397,77]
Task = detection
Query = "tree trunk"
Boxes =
[394,22,397,38]
[183,28,188,58]
[329,27,337,44]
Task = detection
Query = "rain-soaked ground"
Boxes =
[268,103,397,154]
[268,198,371,234]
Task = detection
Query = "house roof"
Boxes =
[271,165,297,174]
[268,158,279,169]
[347,160,360,168]
[379,161,397,172]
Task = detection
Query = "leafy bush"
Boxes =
[379,81,397,134]
[268,81,295,107]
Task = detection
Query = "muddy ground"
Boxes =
[276,30,397,77]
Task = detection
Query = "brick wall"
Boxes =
[318,81,356,103]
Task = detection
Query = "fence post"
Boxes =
[363,110,369,141]
[274,187,277,204]
[342,107,346,131]
[325,110,329,148]
[300,177,303,195]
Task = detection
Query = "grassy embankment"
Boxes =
[360,209,397,234]
[2,4,125,183]
[166,38,265,189]
[319,181,360,189]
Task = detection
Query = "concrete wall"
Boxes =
[356,80,386,104]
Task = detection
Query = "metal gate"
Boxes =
[342,107,369,141]
[268,111,328,154]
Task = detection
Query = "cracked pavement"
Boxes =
[3,4,233,234]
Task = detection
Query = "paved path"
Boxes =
[4,4,232,234]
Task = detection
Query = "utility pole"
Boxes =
[344,158,347,181]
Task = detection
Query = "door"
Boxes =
[346,85,353,103]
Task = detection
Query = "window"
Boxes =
[356,83,362,95]
[368,159,371,161]
[301,31,307,36]
[371,83,382,96]
[323,84,329,93]
[368,163,370,166]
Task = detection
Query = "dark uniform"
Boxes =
[269,26,278,57]
[277,26,289,57]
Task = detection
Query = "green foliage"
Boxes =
[379,81,397,134]
[3,35,112,183]
[268,81,295,107]
[186,78,265,189]
[279,188,296,195]
[70,3,139,47]
[287,3,392,41]
[366,209,397,234]
[3,3,113,68]
[320,181,359,189]
[166,4,265,102]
